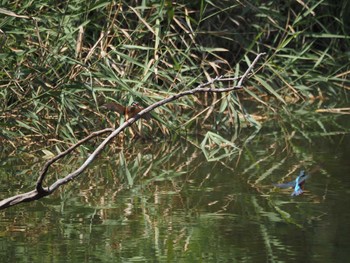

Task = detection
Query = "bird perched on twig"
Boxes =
[101,101,151,120]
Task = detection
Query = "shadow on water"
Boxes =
[0,103,350,262]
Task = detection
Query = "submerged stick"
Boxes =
[0,53,266,210]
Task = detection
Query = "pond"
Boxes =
[0,106,349,262]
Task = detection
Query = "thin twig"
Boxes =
[0,52,266,210]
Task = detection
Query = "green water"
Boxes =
[1,114,349,262]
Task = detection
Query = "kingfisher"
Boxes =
[274,170,309,196]
[101,101,151,120]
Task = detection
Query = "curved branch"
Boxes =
[0,52,265,210]
[36,128,114,193]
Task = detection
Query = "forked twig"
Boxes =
[0,52,265,209]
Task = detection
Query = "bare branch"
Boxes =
[36,128,114,193]
[0,52,265,210]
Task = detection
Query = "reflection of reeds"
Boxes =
[0,125,339,258]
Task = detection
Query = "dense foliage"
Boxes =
[1,0,349,149]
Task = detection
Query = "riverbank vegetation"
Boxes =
[1,0,349,151]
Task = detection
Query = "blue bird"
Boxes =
[274,170,309,196]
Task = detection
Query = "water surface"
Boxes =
[0,113,349,262]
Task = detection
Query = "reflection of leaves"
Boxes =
[200,131,239,161]
[251,196,296,259]
[97,139,204,191]
[281,102,350,141]
[119,152,133,187]
[252,157,287,185]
